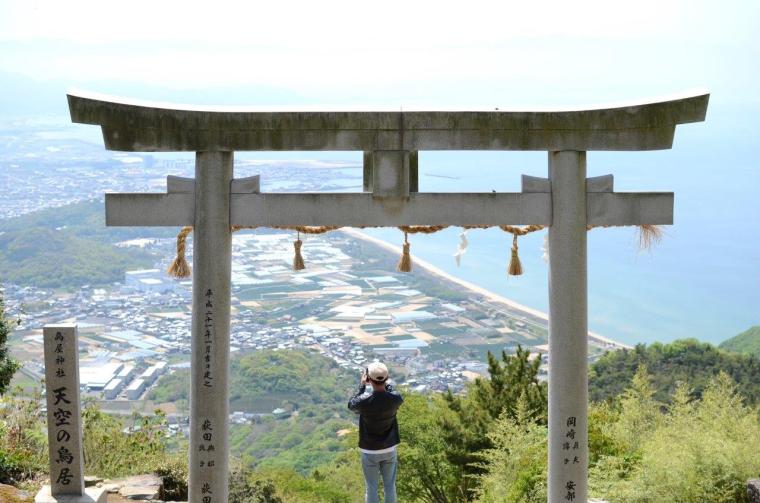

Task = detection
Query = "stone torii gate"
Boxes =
[68,90,708,503]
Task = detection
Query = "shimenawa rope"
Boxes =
[166,224,662,279]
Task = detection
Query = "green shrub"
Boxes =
[155,455,188,501]
[0,386,47,487]
[81,406,177,479]
[599,372,760,502]
[228,469,283,502]
[475,393,547,503]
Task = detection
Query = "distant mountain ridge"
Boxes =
[720,326,760,357]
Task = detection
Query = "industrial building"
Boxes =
[125,378,147,400]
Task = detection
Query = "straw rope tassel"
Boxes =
[167,226,193,279]
[293,232,305,271]
[508,233,524,276]
[637,224,663,251]
[397,232,412,272]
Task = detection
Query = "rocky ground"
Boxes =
[0,474,180,503]
[3,478,758,502]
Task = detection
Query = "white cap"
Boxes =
[367,362,389,382]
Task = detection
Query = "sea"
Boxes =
[8,100,759,348]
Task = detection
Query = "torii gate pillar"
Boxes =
[189,152,233,502]
[548,151,588,502]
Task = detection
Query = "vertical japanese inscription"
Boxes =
[203,289,214,388]
[198,288,216,502]
[561,415,580,501]
[43,324,84,497]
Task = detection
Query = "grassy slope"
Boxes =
[719,326,760,357]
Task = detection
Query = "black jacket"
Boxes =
[348,383,403,451]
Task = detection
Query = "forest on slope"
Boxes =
[3,313,760,502]
[589,337,760,404]
[149,349,359,474]
[0,200,175,289]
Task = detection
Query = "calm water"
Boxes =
[360,106,759,346]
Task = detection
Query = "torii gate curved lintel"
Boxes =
[68,89,707,152]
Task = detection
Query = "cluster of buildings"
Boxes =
[0,121,164,220]
[7,228,624,416]
[93,361,167,400]
[2,122,628,420]
[0,121,360,220]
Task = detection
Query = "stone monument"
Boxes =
[67,90,708,503]
[748,479,760,503]
[36,324,106,503]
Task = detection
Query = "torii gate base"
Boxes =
[68,90,708,503]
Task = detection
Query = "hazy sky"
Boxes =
[1,0,758,107]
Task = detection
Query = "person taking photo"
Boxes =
[348,361,404,503]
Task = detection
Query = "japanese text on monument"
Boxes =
[562,416,580,501]
[43,325,84,496]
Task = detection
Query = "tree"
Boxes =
[0,289,21,395]
[465,346,547,423]
[589,372,760,502]
[606,365,661,452]
[397,393,465,503]
[474,393,548,503]
[399,346,547,503]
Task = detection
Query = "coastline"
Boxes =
[342,228,632,351]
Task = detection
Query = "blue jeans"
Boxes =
[361,449,398,503]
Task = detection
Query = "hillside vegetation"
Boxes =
[3,343,760,502]
[0,227,153,289]
[0,200,176,289]
[150,349,355,414]
[720,326,760,357]
[0,200,173,242]
[589,338,760,404]
[150,349,358,474]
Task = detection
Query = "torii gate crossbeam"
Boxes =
[68,90,708,503]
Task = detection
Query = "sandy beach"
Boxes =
[342,228,632,351]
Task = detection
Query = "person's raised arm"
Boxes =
[348,369,369,413]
